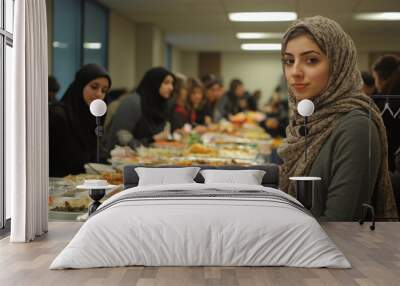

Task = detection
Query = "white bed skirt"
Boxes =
[50,183,351,269]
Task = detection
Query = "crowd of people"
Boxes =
[48,15,400,221]
[49,66,288,178]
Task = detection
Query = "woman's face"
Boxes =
[190,87,204,107]
[159,75,174,99]
[206,84,220,103]
[234,84,245,97]
[283,35,329,101]
[372,70,385,93]
[83,77,110,106]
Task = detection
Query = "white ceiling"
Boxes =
[99,0,400,51]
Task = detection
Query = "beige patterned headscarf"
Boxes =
[278,16,397,218]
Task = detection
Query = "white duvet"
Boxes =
[50,183,351,269]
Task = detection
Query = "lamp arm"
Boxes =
[95,116,104,163]
[304,116,308,162]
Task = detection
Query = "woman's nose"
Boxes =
[291,62,304,78]
[96,89,103,98]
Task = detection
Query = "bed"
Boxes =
[50,164,350,269]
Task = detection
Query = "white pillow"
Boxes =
[135,167,201,186]
[200,169,266,185]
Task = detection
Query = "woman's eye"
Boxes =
[282,58,294,65]
[306,58,319,64]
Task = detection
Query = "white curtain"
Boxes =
[8,0,48,242]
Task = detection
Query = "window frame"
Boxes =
[1,0,13,232]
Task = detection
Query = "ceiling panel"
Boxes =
[221,0,297,12]
[356,0,400,11]
[99,0,400,51]
[298,0,360,13]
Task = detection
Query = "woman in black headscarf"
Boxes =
[49,64,111,177]
[104,67,175,152]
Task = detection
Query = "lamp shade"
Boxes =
[297,99,314,117]
[90,99,107,117]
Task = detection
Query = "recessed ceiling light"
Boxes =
[52,41,68,49]
[229,12,297,22]
[83,42,102,50]
[241,43,282,51]
[236,33,284,39]
[355,12,400,21]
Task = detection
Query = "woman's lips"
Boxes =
[292,84,309,92]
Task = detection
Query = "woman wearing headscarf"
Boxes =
[104,67,174,152]
[49,64,111,177]
[278,16,397,220]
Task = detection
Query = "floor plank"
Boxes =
[0,222,399,286]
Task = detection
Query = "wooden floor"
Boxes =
[0,222,399,286]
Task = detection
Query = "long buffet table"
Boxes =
[49,118,282,220]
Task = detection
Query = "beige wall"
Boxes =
[357,52,370,71]
[108,11,136,90]
[354,35,400,70]
[179,51,199,78]
[135,23,167,83]
[176,37,400,105]
[135,24,154,84]
[177,51,281,105]
[153,26,165,67]
[176,51,282,105]
[171,46,182,75]
[221,52,282,105]
[176,51,283,105]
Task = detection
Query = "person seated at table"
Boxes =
[169,76,189,132]
[278,16,397,220]
[103,88,130,131]
[260,87,289,138]
[372,55,400,173]
[170,77,208,134]
[361,71,376,96]
[225,79,251,116]
[48,75,60,104]
[248,89,261,111]
[104,67,175,152]
[201,74,228,124]
[187,78,208,129]
[49,64,111,177]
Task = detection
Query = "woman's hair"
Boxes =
[172,75,188,102]
[373,55,400,95]
[284,26,326,54]
[187,77,205,109]
[174,74,188,91]
[201,74,223,89]
[48,75,60,93]
[229,79,243,92]
[361,71,375,87]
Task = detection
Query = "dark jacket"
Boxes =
[374,97,400,172]
[204,96,230,123]
[104,93,166,152]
